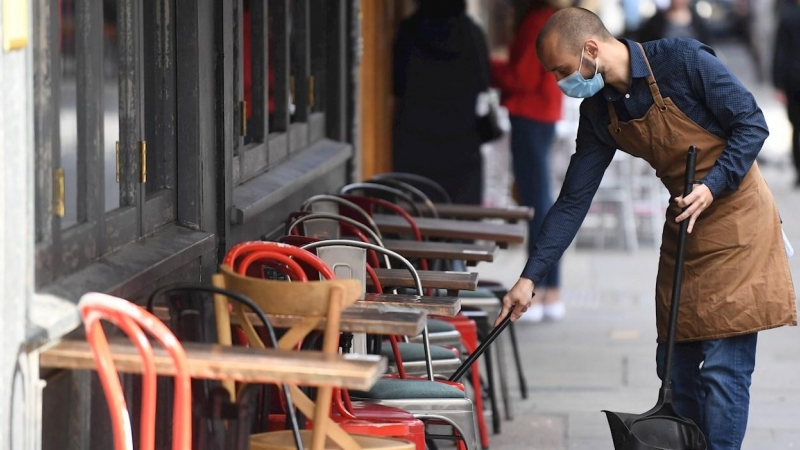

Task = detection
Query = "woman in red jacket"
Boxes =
[492,0,564,322]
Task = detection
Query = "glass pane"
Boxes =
[60,0,78,229]
[103,0,120,211]
[143,0,176,197]
[289,0,297,123]
[243,0,254,143]
[310,0,325,113]
[268,1,277,132]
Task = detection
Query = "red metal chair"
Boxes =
[78,292,192,450]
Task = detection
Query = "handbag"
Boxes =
[476,90,505,143]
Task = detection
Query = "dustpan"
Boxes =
[603,146,707,450]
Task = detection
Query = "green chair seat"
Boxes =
[380,342,456,362]
[426,318,457,333]
[352,378,466,400]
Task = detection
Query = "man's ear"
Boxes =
[584,38,600,59]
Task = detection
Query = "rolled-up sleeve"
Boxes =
[521,107,616,282]
[689,46,769,198]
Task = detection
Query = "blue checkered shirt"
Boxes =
[521,38,769,283]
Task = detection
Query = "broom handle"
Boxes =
[448,305,517,383]
[661,146,698,393]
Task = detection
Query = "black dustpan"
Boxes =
[603,146,707,450]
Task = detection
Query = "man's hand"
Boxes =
[674,183,714,234]
[495,277,535,327]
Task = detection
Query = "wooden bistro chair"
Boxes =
[222,242,427,449]
[213,257,414,450]
[78,292,192,450]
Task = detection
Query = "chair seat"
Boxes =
[380,342,456,362]
[426,318,457,333]
[250,430,415,450]
[352,378,466,400]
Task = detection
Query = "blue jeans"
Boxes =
[510,117,559,288]
[655,333,758,450]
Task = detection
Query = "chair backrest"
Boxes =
[369,177,440,218]
[287,212,387,268]
[214,264,362,351]
[316,246,368,291]
[370,172,452,204]
[224,241,336,280]
[339,182,424,217]
[300,194,382,238]
[78,293,191,450]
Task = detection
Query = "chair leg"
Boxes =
[469,363,489,449]
[494,334,513,421]
[507,322,529,400]
[470,312,500,435]
[481,327,501,434]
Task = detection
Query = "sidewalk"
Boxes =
[472,42,800,449]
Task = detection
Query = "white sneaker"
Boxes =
[543,301,566,322]
[517,303,544,323]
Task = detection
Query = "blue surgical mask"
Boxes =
[557,47,605,98]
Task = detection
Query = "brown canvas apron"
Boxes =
[606,43,797,343]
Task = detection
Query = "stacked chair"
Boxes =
[365,173,531,416]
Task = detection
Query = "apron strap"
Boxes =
[607,42,667,132]
[636,42,666,110]
[607,101,620,132]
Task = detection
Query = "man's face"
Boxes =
[539,35,596,81]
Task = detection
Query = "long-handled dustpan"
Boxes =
[603,146,707,450]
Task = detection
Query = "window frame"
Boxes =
[33,0,179,288]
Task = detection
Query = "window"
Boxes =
[232,0,340,187]
[33,0,178,287]
[227,0,352,232]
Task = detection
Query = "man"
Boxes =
[773,0,800,188]
[496,7,797,449]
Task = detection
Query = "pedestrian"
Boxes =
[497,8,797,449]
[772,0,800,188]
[391,0,490,204]
[491,0,565,322]
[637,0,711,44]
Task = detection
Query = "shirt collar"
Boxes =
[602,39,650,101]
[626,39,651,79]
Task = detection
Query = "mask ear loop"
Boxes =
[578,45,599,80]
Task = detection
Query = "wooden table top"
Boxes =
[369,268,478,292]
[40,340,386,390]
[421,203,534,222]
[373,214,525,248]
[360,293,461,317]
[382,238,496,263]
[153,305,426,336]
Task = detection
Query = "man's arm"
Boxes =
[688,45,770,198]
[498,106,615,324]
[520,108,617,283]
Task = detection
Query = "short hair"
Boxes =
[536,7,613,55]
